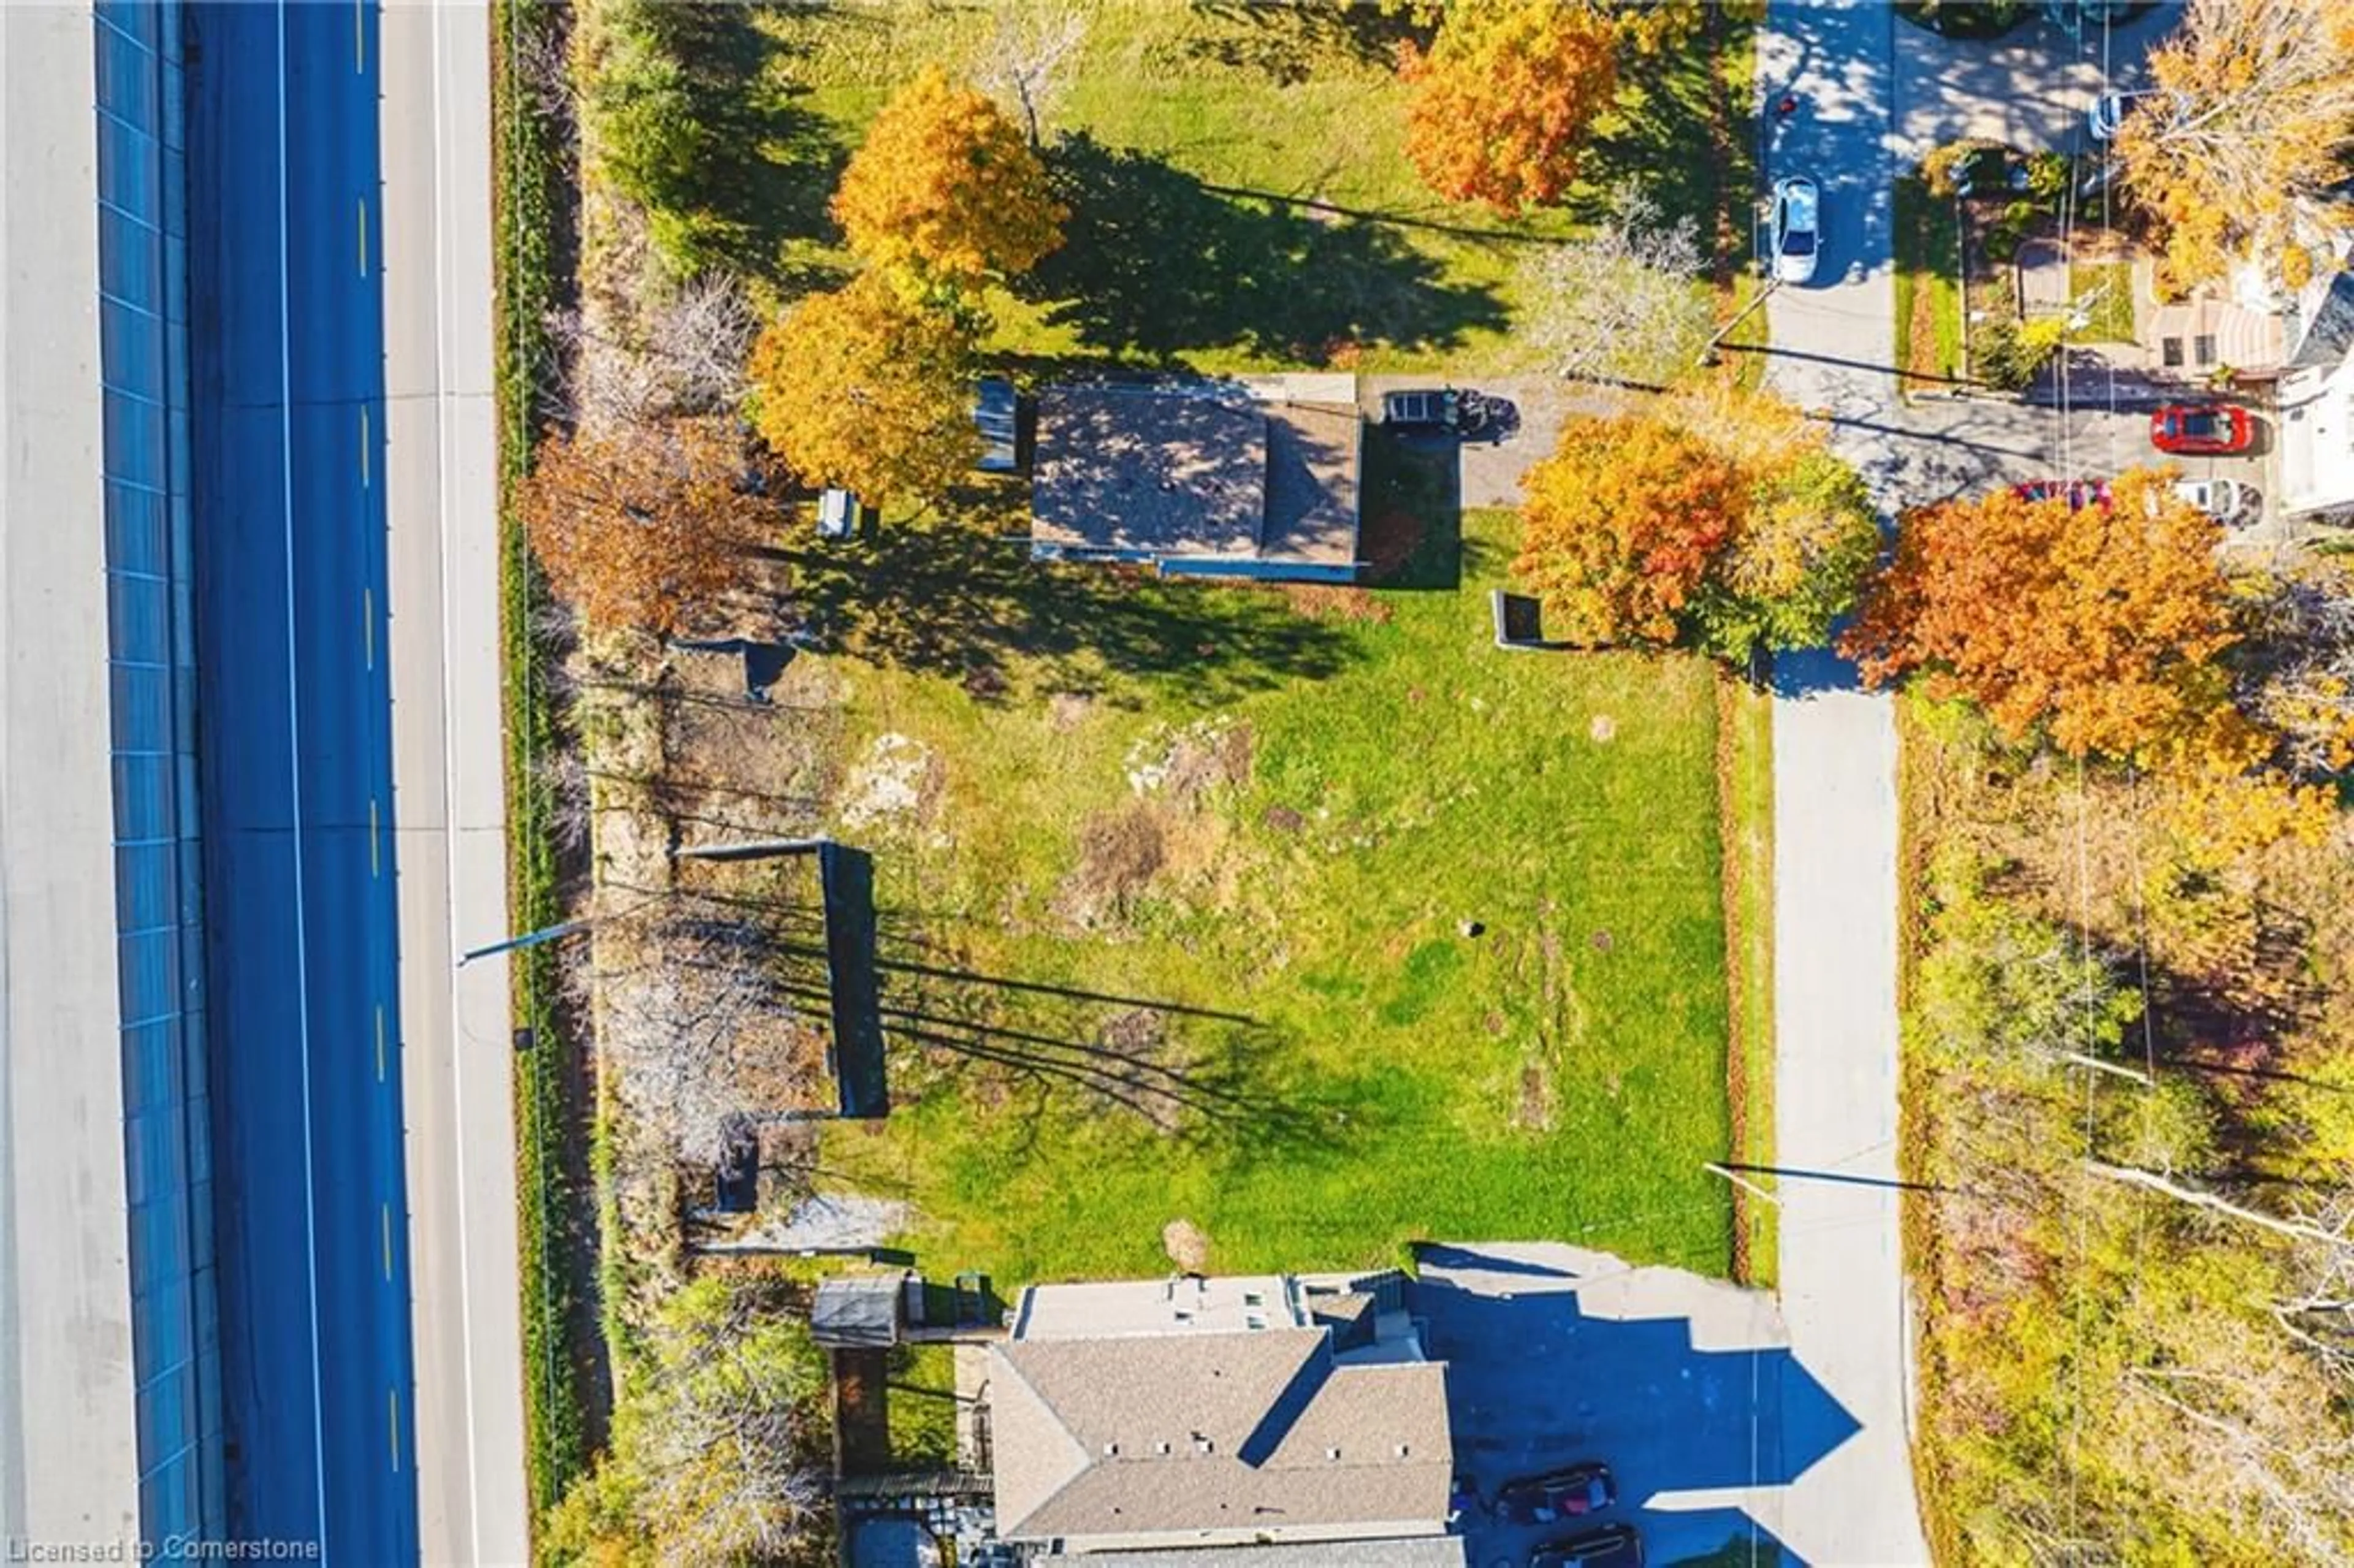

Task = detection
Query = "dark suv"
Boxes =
[1531,1523,1644,1568]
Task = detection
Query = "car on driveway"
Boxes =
[2087,89,2152,142]
[2151,402,2255,455]
[1531,1523,1644,1568]
[1496,1461,1614,1525]
[1769,176,1821,284]
[1382,387,1463,434]
[2172,476,2247,519]
[2013,478,2112,511]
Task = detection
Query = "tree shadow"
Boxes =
[1563,21,1741,248]
[1018,132,1508,364]
[601,3,844,281]
[1178,0,1431,85]
[782,508,1362,706]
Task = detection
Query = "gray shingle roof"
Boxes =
[989,1328,1451,1546]
[1031,388,1267,559]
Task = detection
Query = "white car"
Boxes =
[2087,89,2153,142]
[1769,176,1821,284]
[2172,476,2245,519]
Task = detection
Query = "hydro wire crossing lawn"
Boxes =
[812,511,1735,1285]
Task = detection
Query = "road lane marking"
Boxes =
[370,797,381,877]
[359,404,370,487]
[375,1003,387,1082]
[383,1203,394,1281]
[355,0,365,74]
[364,585,374,671]
[389,1387,402,1472]
[358,196,369,277]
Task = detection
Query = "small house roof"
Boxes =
[1031,387,1268,560]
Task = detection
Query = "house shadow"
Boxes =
[783,509,1363,707]
[1412,1243,1856,1568]
[1358,425,1466,590]
[1018,133,1508,365]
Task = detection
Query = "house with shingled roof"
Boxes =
[985,1271,1464,1562]
[1027,379,1365,585]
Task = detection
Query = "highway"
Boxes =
[380,3,533,1564]
[188,0,417,1555]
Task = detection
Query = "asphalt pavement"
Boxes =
[1755,5,1930,1564]
[379,2,533,1564]
[189,0,419,1553]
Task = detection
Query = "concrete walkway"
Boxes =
[1756,5,1930,1564]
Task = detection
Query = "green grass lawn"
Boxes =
[798,487,1735,1288]
[2066,259,2136,343]
[885,1343,959,1468]
[725,1,1745,373]
[1894,177,1962,386]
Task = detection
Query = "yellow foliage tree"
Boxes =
[831,64,1065,287]
[745,273,980,504]
[1400,0,1622,213]
[2114,0,2354,291]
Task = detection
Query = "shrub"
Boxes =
[1968,315,2066,390]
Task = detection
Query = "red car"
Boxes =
[2012,479,2111,511]
[2150,403,2254,455]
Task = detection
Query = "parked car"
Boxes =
[1382,387,1463,434]
[1497,1462,1615,1526]
[1531,1523,1645,1568]
[2150,402,2255,455]
[2087,89,2152,142]
[1769,175,1821,284]
[2013,478,2112,511]
[2172,476,2247,519]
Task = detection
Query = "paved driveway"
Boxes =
[1416,1243,1841,1568]
[1889,2,2176,162]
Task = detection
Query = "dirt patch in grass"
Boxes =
[1281,582,1393,622]
[1515,1063,1554,1131]
[1056,804,1168,931]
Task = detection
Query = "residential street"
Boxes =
[382,4,532,1564]
[1754,5,1919,1565]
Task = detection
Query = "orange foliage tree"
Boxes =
[1400,0,1622,213]
[830,64,1066,287]
[1514,413,1749,644]
[745,272,980,504]
[518,418,765,634]
[1843,468,2240,759]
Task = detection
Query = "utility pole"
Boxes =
[1697,274,1783,368]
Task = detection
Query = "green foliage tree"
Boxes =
[1696,449,1883,665]
[543,1274,829,1568]
[1968,314,2067,390]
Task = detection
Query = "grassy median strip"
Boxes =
[1894,175,1962,389]
[1717,674,1777,1288]
[492,0,590,1531]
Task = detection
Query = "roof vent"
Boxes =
[1195,1437,1215,1455]
[1395,1444,1411,1458]
[1156,1441,1172,1455]
[1325,1446,1341,1460]
[1103,1442,1119,1456]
